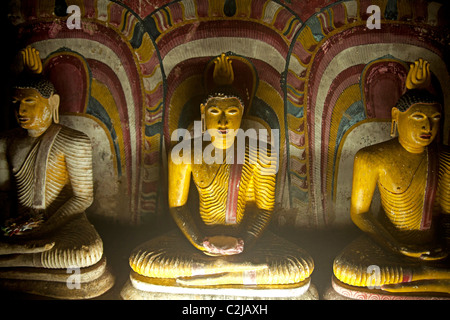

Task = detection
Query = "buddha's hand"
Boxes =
[406,58,431,90]
[1,211,45,237]
[202,236,244,256]
[399,244,447,261]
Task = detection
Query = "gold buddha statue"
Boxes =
[0,47,114,299]
[331,59,450,298]
[122,54,314,299]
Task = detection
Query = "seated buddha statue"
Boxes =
[0,47,114,299]
[123,54,314,298]
[331,59,450,298]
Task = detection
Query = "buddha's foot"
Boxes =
[382,279,450,294]
[130,229,313,286]
[191,259,268,276]
[0,256,115,299]
[0,241,55,255]
[177,269,265,286]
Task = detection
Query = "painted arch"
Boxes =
[8,0,450,227]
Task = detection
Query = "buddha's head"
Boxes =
[200,87,244,149]
[12,74,60,137]
[392,89,442,152]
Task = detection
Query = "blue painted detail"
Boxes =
[86,97,122,176]
[330,100,366,198]
[129,21,147,49]
[143,15,161,42]
[289,175,309,202]
[249,97,280,130]
[305,17,324,42]
[145,121,163,137]
[286,100,304,118]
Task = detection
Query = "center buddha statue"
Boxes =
[123,54,314,299]
[330,59,450,299]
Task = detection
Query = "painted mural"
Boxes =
[5,0,449,227]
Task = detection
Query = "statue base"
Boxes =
[324,276,450,300]
[120,272,318,300]
[0,256,115,299]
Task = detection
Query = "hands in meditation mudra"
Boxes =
[126,54,314,294]
[332,59,450,297]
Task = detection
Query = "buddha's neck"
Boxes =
[25,121,53,138]
[211,137,235,151]
[27,127,48,138]
[398,137,426,154]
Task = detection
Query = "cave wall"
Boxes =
[4,0,449,227]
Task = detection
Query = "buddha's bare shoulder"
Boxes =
[354,138,399,164]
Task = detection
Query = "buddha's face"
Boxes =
[201,96,243,149]
[12,88,53,134]
[393,103,441,151]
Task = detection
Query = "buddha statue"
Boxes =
[0,47,114,299]
[122,54,315,299]
[330,59,450,299]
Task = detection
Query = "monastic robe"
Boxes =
[334,146,450,287]
[0,124,102,269]
[130,140,314,285]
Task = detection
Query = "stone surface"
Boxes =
[120,277,319,300]
[324,276,450,300]
[0,258,115,299]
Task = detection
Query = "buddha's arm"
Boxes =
[350,150,405,254]
[438,151,450,247]
[243,155,277,247]
[168,152,205,251]
[43,131,94,230]
[0,137,9,191]
[0,137,12,222]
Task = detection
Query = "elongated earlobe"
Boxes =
[52,106,59,123]
[201,112,206,133]
[200,103,206,133]
[390,120,397,137]
[49,94,60,124]
[390,107,399,138]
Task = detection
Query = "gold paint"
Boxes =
[131,54,313,286]
[334,60,450,294]
[20,46,42,74]
[212,53,234,86]
[134,33,155,63]
[12,88,60,138]
[90,79,126,174]
[295,25,318,52]
[406,58,431,90]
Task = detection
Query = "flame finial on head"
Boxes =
[213,53,234,86]
[406,58,431,90]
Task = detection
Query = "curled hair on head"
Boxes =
[13,73,55,99]
[395,89,442,112]
[202,85,245,109]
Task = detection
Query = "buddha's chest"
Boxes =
[9,137,38,173]
[378,155,427,193]
[9,137,68,186]
[191,163,228,188]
